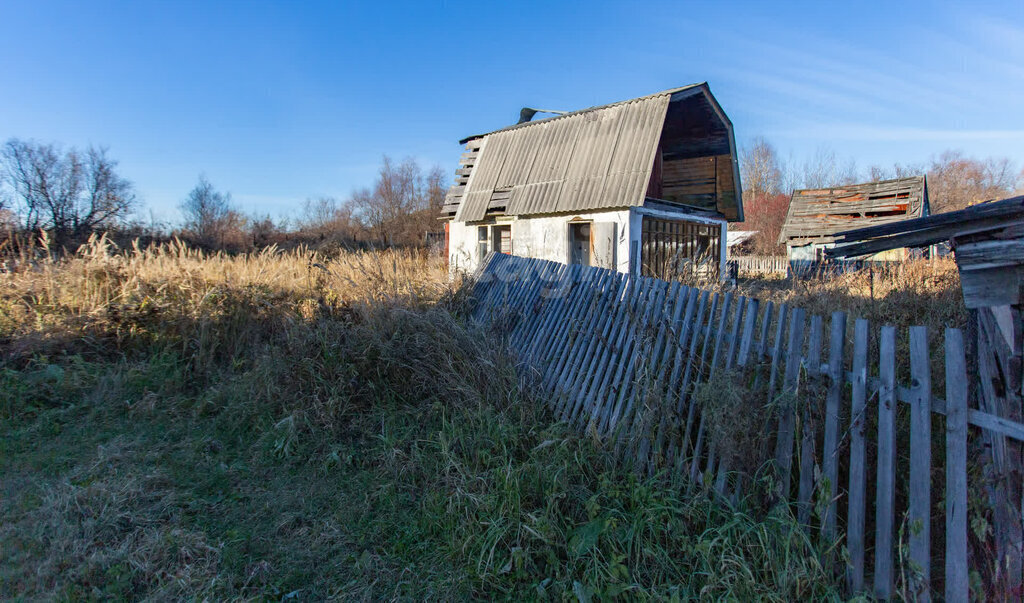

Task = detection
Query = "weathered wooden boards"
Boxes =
[779,176,927,246]
[470,253,1023,600]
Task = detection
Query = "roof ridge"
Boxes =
[458,83,705,144]
[792,175,925,195]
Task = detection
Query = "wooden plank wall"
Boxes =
[470,252,1024,599]
[661,154,733,212]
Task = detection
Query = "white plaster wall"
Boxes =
[447,219,481,274]
[447,209,633,275]
[513,209,633,273]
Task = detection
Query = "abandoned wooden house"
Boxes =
[829,195,1024,589]
[439,83,743,279]
[778,176,929,266]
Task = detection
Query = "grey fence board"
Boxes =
[908,326,932,599]
[822,311,847,550]
[874,326,897,599]
[945,328,969,602]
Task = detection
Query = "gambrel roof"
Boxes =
[779,176,929,246]
[443,84,743,223]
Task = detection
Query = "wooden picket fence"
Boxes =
[730,254,789,276]
[470,252,1024,600]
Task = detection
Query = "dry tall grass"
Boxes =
[738,257,967,332]
[1,234,454,362]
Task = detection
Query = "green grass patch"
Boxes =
[1,295,845,599]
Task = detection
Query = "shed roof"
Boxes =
[778,176,928,246]
[448,83,741,223]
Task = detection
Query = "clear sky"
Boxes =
[1,0,1022,224]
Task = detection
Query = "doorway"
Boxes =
[569,222,591,266]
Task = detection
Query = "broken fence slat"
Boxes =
[701,292,737,485]
[638,283,691,472]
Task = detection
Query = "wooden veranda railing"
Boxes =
[469,252,1024,600]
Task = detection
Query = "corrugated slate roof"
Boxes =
[453,87,685,222]
[778,176,929,246]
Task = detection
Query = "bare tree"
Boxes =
[426,166,447,215]
[180,175,237,249]
[740,137,784,197]
[299,196,360,244]
[350,156,442,246]
[0,139,136,245]
[927,151,1020,212]
[801,146,858,189]
[867,162,924,182]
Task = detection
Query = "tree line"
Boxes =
[0,138,447,253]
[738,137,1024,255]
[3,135,1022,257]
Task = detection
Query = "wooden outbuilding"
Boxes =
[779,176,929,265]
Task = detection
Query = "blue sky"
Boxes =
[1,0,1022,224]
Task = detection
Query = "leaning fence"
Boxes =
[470,252,1024,600]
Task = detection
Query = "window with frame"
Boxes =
[478,226,489,259]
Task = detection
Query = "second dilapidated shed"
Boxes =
[779,176,929,262]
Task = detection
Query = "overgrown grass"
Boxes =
[735,257,967,333]
[1,238,846,599]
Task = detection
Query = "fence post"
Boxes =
[945,328,969,602]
